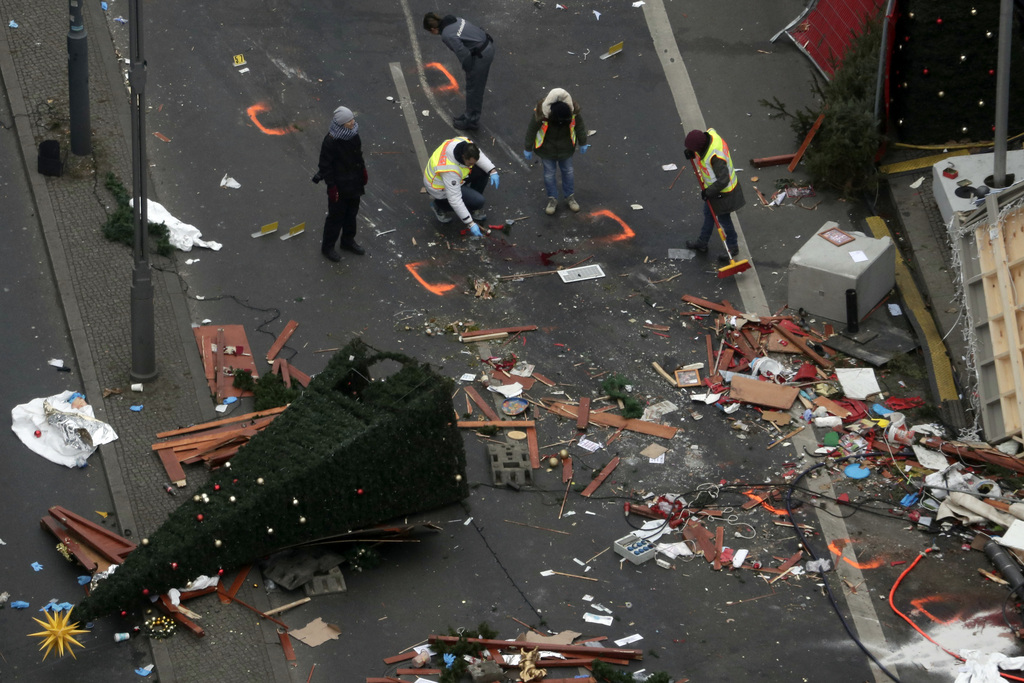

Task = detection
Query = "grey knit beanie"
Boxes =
[333,106,354,125]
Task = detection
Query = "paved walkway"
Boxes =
[0,2,286,680]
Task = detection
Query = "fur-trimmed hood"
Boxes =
[533,88,581,121]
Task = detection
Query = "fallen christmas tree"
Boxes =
[78,339,468,619]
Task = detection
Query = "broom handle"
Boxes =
[688,158,737,262]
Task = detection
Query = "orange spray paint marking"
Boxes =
[740,490,788,516]
[909,596,960,626]
[828,539,884,570]
[424,63,460,92]
[405,262,455,296]
[588,209,636,242]
[246,102,292,136]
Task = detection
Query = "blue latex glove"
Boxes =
[443,653,456,668]
[489,172,500,189]
[579,144,590,154]
[523,150,533,161]
[468,223,483,237]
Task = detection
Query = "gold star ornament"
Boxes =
[28,608,89,660]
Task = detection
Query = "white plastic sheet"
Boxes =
[11,390,118,467]
[129,198,223,252]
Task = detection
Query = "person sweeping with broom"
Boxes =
[684,128,750,278]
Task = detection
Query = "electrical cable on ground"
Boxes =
[786,460,903,683]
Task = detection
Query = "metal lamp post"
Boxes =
[67,0,91,155]
[128,0,156,382]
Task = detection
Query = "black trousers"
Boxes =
[322,196,360,250]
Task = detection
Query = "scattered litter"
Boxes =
[135,665,154,677]
[219,174,241,189]
[630,204,643,210]
[835,368,881,400]
[114,16,127,23]
[577,437,603,452]
[614,633,643,646]
[11,601,30,609]
[583,613,614,626]
[8,20,18,28]
[888,303,903,316]
[662,163,678,171]
[909,177,924,189]
[47,358,65,368]
[632,0,645,6]
[421,109,430,117]
[640,444,668,459]
[290,618,342,647]
[386,96,394,101]
[558,264,605,283]
[593,10,601,19]
[667,248,696,260]
[130,405,144,412]
[31,562,43,571]
[487,383,524,398]
[844,464,871,479]
[459,373,476,382]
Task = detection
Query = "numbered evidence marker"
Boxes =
[251,221,278,238]
[599,41,623,60]
[233,54,249,74]
[279,223,305,240]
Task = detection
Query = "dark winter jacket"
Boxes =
[705,155,745,215]
[525,100,587,162]
[318,134,366,199]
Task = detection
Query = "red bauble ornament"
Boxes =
[357,488,364,495]
[218,568,225,575]
[142,589,150,596]
[34,430,42,438]
[233,479,238,483]
[196,514,204,522]
[922,68,928,75]
[121,610,128,617]
[214,484,221,491]
[936,17,942,24]
[171,562,178,570]
[990,69,995,75]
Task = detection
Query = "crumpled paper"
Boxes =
[956,649,1024,682]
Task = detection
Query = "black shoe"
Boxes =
[453,119,478,131]
[471,210,487,222]
[718,253,735,265]
[686,240,708,253]
[340,240,365,255]
[321,248,341,262]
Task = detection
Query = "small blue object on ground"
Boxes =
[844,464,870,479]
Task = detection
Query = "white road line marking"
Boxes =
[389,62,429,170]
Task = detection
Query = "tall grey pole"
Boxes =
[128,0,156,382]
[67,0,91,155]
[992,0,1013,188]
[872,0,896,126]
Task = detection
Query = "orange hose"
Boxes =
[889,549,1024,681]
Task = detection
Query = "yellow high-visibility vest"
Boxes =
[424,137,471,191]
[534,116,576,148]
[695,128,738,193]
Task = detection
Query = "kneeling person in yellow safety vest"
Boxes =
[423,136,499,237]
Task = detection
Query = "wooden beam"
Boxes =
[545,402,678,439]
[526,426,541,469]
[464,386,501,421]
[580,456,620,497]
[427,634,643,660]
[156,406,288,438]
[266,320,299,363]
[985,200,1024,437]
[577,397,591,430]
[788,112,825,172]
[457,420,536,429]
[773,324,833,368]
[751,153,795,168]
[460,325,537,340]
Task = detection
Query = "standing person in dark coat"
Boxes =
[318,106,367,261]
[683,128,746,264]
[524,88,590,216]
[423,12,494,131]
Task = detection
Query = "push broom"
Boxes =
[689,158,751,278]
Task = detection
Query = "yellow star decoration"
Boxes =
[28,608,89,660]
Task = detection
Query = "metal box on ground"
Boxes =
[487,441,533,487]
[613,533,656,565]
[787,223,895,322]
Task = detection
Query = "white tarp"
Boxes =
[129,198,222,252]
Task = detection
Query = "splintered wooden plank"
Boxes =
[546,402,677,439]
[682,519,717,562]
[526,426,541,469]
[40,516,97,572]
[156,447,187,486]
[280,358,292,388]
[773,324,833,368]
[49,506,136,563]
[158,594,205,637]
[464,386,501,421]
[577,397,591,430]
[777,550,804,573]
[580,456,619,497]
[266,320,299,363]
[219,565,252,605]
[215,328,227,401]
[562,456,573,483]
[713,526,725,570]
[457,420,536,429]
[382,651,416,665]
[288,363,312,388]
[681,295,746,317]
[460,325,537,340]
[155,406,287,438]
[532,372,556,386]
